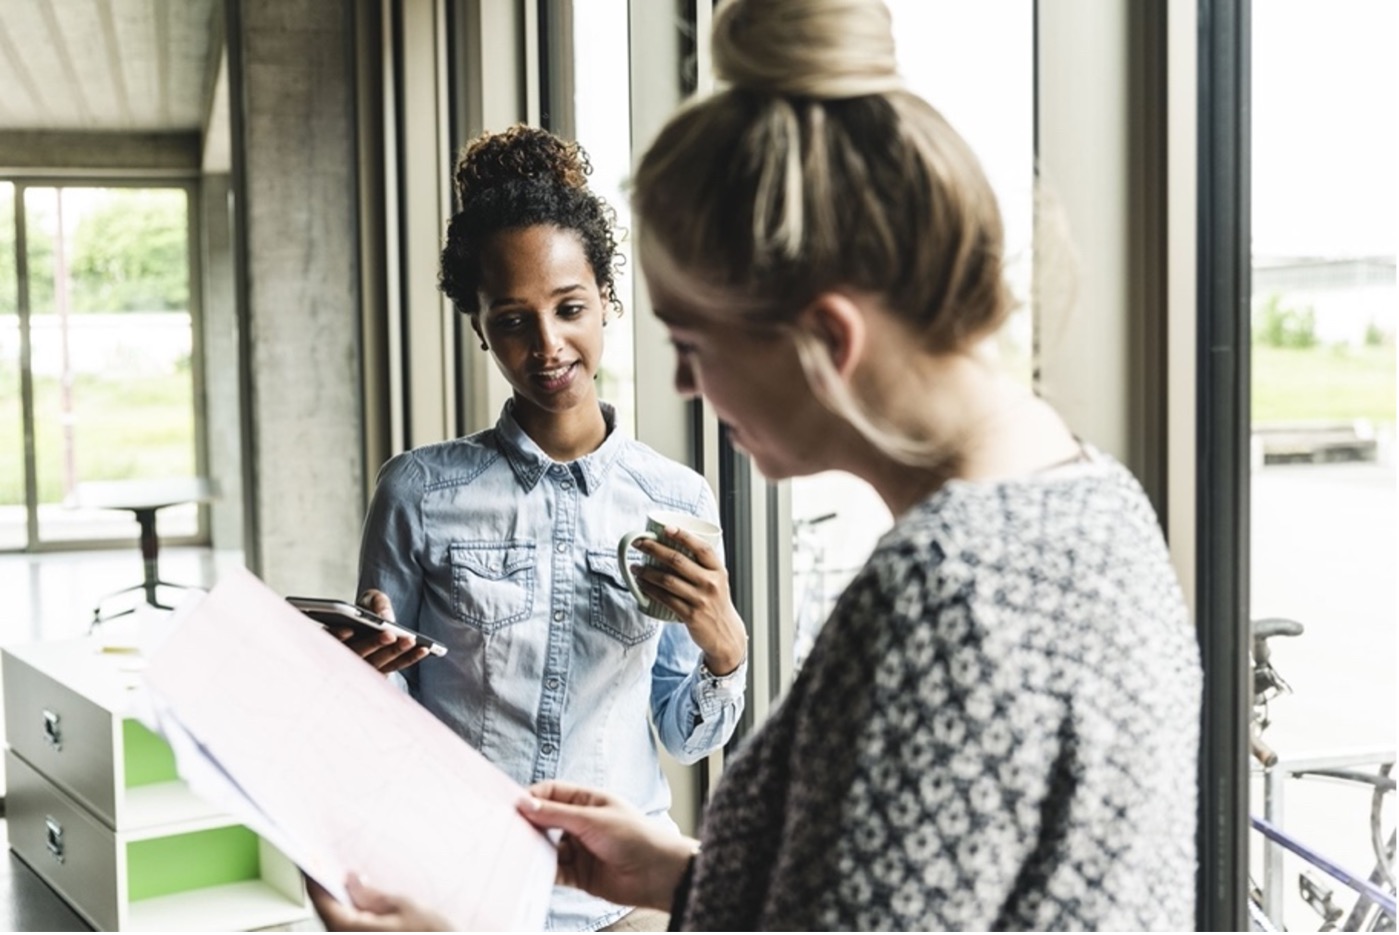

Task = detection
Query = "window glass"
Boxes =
[0,182,21,549]
[1247,1,1397,928]
[23,186,199,544]
[790,0,1035,672]
[571,0,636,438]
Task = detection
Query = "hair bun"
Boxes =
[453,124,592,206]
[712,0,903,100]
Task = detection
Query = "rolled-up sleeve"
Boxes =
[648,479,747,763]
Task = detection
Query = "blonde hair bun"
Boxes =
[712,0,903,99]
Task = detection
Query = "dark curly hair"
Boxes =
[439,125,624,319]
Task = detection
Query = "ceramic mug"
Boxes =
[616,510,723,621]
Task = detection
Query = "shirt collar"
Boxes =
[495,399,624,494]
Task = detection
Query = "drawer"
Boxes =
[3,641,224,831]
[7,748,121,931]
[7,750,312,932]
[4,649,120,826]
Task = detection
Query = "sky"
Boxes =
[886,0,1397,261]
[1250,0,1397,257]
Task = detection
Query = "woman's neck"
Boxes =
[842,351,1081,517]
[513,396,609,463]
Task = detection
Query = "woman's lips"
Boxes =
[533,361,579,392]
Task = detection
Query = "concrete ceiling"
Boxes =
[0,0,221,133]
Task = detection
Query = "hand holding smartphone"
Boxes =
[286,597,448,657]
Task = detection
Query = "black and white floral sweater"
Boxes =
[679,450,1201,931]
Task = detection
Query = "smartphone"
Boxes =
[285,597,448,657]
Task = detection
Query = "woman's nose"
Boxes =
[531,319,563,355]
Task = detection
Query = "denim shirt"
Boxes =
[357,401,747,931]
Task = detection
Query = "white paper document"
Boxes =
[139,566,557,932]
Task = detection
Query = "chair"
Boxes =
[74,477,217,626]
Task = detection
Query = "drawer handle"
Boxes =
[43,709,62,751]
[45,816,64,864]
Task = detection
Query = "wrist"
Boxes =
[701,625,748,677]
[701,650,745,679]
[647,837,701,910]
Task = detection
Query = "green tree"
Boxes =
[67,190,188,312]
[1252,292,1318,349]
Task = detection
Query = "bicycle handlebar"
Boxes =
[1251,617,1305,664]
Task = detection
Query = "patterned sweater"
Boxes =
[680,452,1201,931]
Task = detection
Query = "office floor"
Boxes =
[0,544,228,646]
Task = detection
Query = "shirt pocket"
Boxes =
[450,541,536,634]
[585,549,660,648]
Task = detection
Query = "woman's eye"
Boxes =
[495,316,524,331]
[558,304,585,318]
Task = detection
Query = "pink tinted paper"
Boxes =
[141,566,556,931]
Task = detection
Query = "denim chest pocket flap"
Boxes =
[586,549,658,647]
[450,541,535,633]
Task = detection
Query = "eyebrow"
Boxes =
[487,284,588,311]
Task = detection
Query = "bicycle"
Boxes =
[790,511,869,674]
[791,511,838,673]
[1249,617,1396,932]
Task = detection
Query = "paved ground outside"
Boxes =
[1250,459,1395,930]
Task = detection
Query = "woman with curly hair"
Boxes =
[343,124,748,932]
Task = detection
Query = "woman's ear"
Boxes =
[797,292,866,380]
[470,316,489,351]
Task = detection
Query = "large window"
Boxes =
[0,183,202,550]
[1246,1,1397,928]
[0,182,20,550]
[568,0,637,438]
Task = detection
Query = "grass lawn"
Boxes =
[0,344,1391,507]
[0,368,194,505]
[1253,345,1396,425]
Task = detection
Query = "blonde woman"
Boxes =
[314,0,1201,929]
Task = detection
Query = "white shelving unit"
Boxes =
[2,637,311,931]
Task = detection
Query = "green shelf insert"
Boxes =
[122,719,179,788]
[127,825,261,902]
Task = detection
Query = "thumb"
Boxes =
[345,873,396,913]
[359,590,396,622]
[517,795,601,838]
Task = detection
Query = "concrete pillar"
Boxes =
[233,0,363,596]
[199,173,244,555]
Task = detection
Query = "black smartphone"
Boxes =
[285,597,448,657]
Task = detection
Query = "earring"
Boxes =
[479,340,489,351]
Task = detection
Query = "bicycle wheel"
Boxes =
[1374,762,1395,891]
[1364,762,1396,932]
[1248,891,1282,933]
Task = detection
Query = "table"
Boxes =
[73,478,216,626]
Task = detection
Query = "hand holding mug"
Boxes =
[617,511,747,675]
